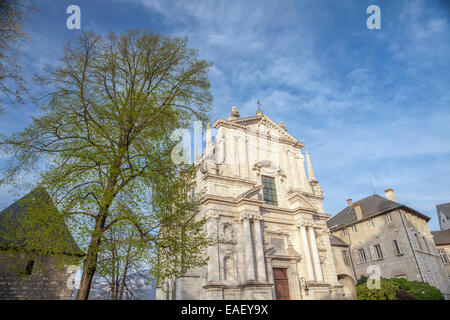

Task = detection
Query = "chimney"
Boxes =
[347,199,353,206]
[384,188,396,202]
[354,203,363,220]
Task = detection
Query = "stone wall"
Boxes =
[0,250,76,300]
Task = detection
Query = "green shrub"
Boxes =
[356,276,368,287]
[396,289,417,300]
[391,278,444,300]
[357,277,445,300]
[356,278,399,300]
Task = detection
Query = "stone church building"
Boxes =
[157,107,346,300]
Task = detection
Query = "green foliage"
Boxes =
[391,278,444,300]
[356,275,368,287]
[0,29,213,298]
[396,289,417,300]
[357,277,445,300]
[356,278,399,300]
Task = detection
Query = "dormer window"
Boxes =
[262,176,278,206]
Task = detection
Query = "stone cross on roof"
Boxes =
[256,100,263,115]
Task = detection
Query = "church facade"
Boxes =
[157,107,346,300]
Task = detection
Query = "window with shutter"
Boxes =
[385,213,392,223]
[364,247,371,261]
[393,240,403,255]
[342,250,351,266]
[379,243,387,258]
[414,234,423,251]
[372,244,383,260]
[354,250,361,264]
[357,248,367,263]
[438,249,449,264]
[370,246,376,261]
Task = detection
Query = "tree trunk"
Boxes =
[76,170,121,300]
[76,208,109,299]
[119,242,132,300]
[76,235,102,299]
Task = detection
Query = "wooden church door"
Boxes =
[273,268,290,300]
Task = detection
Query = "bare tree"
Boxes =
[0,0,35,112]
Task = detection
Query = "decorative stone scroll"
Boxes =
[205,210,219,220]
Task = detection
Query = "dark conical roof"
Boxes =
[0,188,83,256]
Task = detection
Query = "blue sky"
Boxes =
[0,0,449,230]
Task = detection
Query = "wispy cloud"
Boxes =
[0,0,449,230]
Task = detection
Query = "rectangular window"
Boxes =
[342,250,351,266]
[385,213,392,223]
[393,240,403,256]
[261,176,278,206]
[374,244,384,259]
[24,260,34,275]
[342,228,348,236]
[351,225,358,234]
[415,234,423,251]
[358,248,367,263]
[368,219,374,229]
[439,249,449,264]
[423,236,430,252]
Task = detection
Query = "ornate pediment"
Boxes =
[264,245,302,261]
[287,190,316,210]
[213,114,304,148]
[237,185,263,201]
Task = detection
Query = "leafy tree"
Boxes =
[0,30,213,299]
[94,220,145,300]
[0,0,35,111]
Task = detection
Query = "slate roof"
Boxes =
[329,235,349,247]
[327,194,430,230]
[0,188,83,256]
[431,230,450,246]
[437,203,450,219]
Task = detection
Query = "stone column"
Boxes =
[242,213,256,282]
[309,225,324,282]
[206,210,219,282]
[299,223,315,281]
[253,215,267,282]
[321,229,338,284]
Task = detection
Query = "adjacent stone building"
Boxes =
[436,203,450,231]
[0,188,83,299]
[327,189,450,299]
[431,230,450,282]
[431,203,450,283]
[157,107,346,300]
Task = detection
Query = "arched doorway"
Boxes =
[337,274,357,300]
